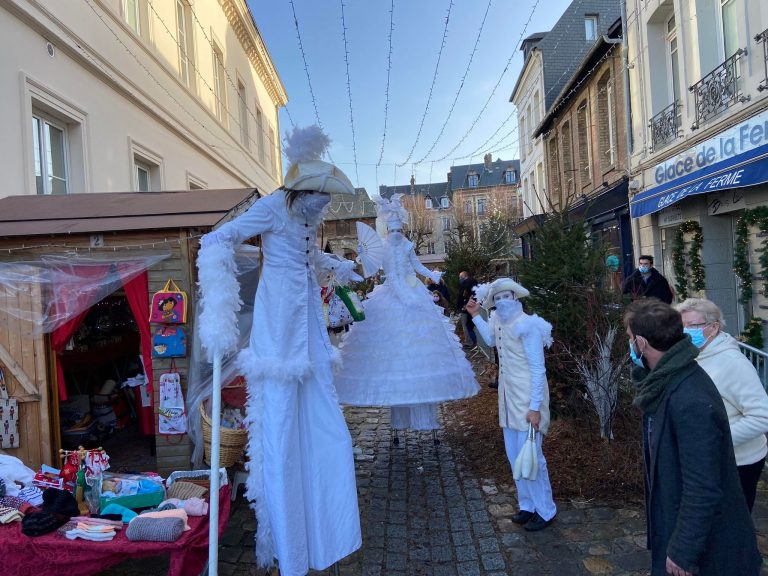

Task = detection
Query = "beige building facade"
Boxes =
[627,0,768,333]
[0,0,287,200]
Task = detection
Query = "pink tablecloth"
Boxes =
[0,485,231,576]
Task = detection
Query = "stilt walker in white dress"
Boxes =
[196,126,362,575]
[466,278,557,531]
[335,194,479,434]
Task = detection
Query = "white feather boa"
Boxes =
[196,240,242,362]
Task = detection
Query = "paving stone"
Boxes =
[480,552,506,571]
[451,530,473,546]
[431,544,453,562]
[477,536,500,553]
[455,561,481,576]
[454,544,478,562]
[582,556,614,574]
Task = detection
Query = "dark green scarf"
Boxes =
[632,336,699,414]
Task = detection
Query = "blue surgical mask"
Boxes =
[638,265,650,274]
[684,327,707,348]
[628,338,645,367]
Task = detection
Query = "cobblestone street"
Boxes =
[104,405,768,576]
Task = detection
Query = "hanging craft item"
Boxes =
[152,326,187,358]
[149,279,188,324]
[0,367,19,449]
[158,361,187,435]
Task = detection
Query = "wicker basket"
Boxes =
[200,402,248,467]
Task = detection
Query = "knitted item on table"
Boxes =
[41,488,79,517]
[157,497,208,516]
[100,503,138,523]
[138,508,190,530]
[57,521,78,536]
[166,481,207,501]
[17,486,43,506]
[65,528,116,541]
[0,505,22,524]
[0,478,5,498]
[21,511,67,536]
[126,517,184,542]
[0,496,26,511]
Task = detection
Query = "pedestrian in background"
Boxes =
[457,270,478,348]
[624,298,761,576]
[622,255,674,304]
[676,297,768,511]
[466,278,557,531]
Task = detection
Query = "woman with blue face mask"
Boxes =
[675,298,768,512]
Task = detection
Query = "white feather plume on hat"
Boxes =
[374,194,409,230]
[282,125,355,195]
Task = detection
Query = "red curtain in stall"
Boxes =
[120,270,155,436]
[51,265,111,402]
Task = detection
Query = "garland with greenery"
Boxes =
[671,220,705,301]
[738,317,765,349]
[734,206,768,304]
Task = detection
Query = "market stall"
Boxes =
[0,188,259,475]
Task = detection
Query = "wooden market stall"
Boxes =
[0,189,259,476]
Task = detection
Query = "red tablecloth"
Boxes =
[0,485,231,576]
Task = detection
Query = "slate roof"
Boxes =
[449,159,520,192]
[509,0,621,110]
[379,182,452,201]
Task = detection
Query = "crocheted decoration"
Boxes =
[126,517,184,542]
[167,481,207,501]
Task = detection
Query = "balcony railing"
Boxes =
[689,48,749,130]
[757,28,768,92]
[649,100,680,151]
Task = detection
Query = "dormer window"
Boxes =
[504,169,517,184]
[440,197,449,208]
[468,172,479,188]
[425,198,433,209]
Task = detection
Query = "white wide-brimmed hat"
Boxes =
[483,277,530,309]
[284,159,355,195]
[283,125,355,195]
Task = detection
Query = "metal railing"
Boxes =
[689,48,749,130]
[649,100,681,151]
[756,28,768,92]
[737,341,768,391]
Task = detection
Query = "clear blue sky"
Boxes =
[248,0,573,195]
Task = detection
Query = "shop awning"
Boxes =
[630,144,768,218]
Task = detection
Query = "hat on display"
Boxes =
[374,194,409,232]
[481,277,530,309]
[282,125,355,195]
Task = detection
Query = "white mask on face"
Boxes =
[300,193,331,213]
[494,298,522,324]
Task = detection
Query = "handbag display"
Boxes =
[513,423,538,481]
[152,327,187,358]
[149,279,188,324]
[158,361,187,435]
[0,367,19,449]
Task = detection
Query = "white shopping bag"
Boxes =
[0,367,19,449]
[513,423,538,481]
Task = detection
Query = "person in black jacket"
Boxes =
[624,299,761,576]
[622,255,674,304]
[456,271,478,348]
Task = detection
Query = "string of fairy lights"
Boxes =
[339,0,360,186]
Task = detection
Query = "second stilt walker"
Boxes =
[334,194,479,430]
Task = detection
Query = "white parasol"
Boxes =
[355,222,384,278]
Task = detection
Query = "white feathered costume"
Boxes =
[471,278,557,522]
[334,195,479,428]
[197,126,361,576]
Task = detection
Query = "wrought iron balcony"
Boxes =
[757,28,768,92]
[689,48,749,130]
[649,101,681,151]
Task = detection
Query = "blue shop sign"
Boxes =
[631,110,768,218]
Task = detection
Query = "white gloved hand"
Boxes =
[430,271,443,284]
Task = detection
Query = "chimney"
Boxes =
[484,153,492,170]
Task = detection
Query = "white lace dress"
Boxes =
[334,233,479,428]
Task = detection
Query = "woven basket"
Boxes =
[200,402,248,467]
